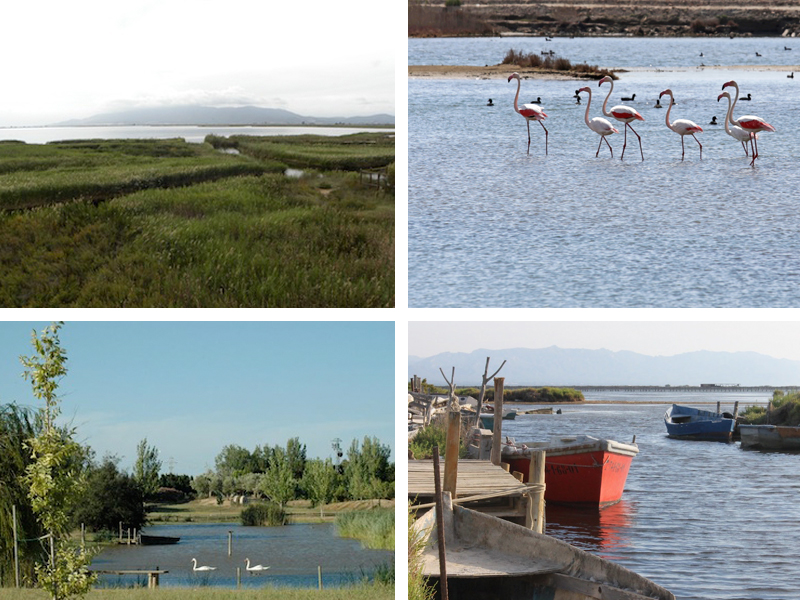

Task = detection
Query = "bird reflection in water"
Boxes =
[544,500,635,561]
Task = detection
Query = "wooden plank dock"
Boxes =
[409,459,538,522]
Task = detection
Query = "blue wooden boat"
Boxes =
[664,404,735,441]
[478,409,516,430]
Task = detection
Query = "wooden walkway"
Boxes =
[409,459,539,521]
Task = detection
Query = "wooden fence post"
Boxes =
[490,378,505,466]
[525,450,546,534]
[443,400,461,498]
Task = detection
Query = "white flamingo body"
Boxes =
[599,75,645,160]
[508,72,548,155]
[191,558,216,572]
[659,89,702,160]
[578,86,618,158]
[717,91,753,156]
[722,80,776,165]
[245,558,270,573]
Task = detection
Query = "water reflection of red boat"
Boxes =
[545,500,634,559]
[502,435,638,508]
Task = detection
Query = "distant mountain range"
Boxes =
[52,105,394,127]
[408,346,800,387]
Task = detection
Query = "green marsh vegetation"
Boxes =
[334,508,394,550]
[0,133,394,307]
[0,587,394,600]
[741,390,800,425]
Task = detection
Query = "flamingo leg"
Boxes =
[620,125,628,160]
[681,135,685,161]
[603,136,613,158]
[628,123,644,161]
[740,140,749,157]
[595,136,603,157]
[539,121,548,155]
[526,120,531,155]
[692,134,702,159]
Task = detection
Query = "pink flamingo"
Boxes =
[717,91,753,157]
[508,73,548,155]
[578,86,618,158]
[599,75,645,160]
[659,89,703,160]
[721,80,776,166]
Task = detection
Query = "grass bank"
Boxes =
[0,585,394,600]
[0,135,394,307]
[334,508,394,550]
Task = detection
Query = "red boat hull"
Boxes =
[506,450,634,508]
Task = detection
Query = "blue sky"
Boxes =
[0,321,394,475]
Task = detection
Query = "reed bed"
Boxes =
[334,509,394,550]
[502,49,617,79]
[0,136,394,307]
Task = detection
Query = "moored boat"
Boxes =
[138,534,180,545]
[664,404,736,441]
[478,408,516,430]
[502,435,638,508]
[413,493,675,600]
[739,424,800,450]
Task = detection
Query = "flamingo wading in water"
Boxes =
[599,75,645,160]
[717,91,753,157]
[508,72,548,155]
[721,80,776,166]
[578,86,618,158]
[191,558,216,572]
[659,89,703,160]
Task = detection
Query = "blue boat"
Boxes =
[664,404,736,441]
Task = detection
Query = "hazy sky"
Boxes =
[0,0,394,126]
[409,321,800,361]
[0,321,394,475]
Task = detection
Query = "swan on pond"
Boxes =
[245,558,270,573]
[191,558,216,571]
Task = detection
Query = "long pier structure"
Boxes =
[566,385,800,393]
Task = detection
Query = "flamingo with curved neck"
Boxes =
[659,89,703,160]
[721,80,776,166]
[508,73,548,155]
[578,86,618,158]
[598,75,645,160]
[717,91,752,157]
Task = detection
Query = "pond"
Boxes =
[92,522,392,589]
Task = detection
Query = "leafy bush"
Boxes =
[502,49,616,80]
[240,501,285,526]
[408,419,469,460]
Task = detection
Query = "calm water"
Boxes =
[502,391,799,600]
[408,37,800,307]
[92,522,392,588]
[0,125,390,145]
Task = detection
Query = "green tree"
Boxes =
[345,436,394,500]
[0,403,46,586]
[73,457,146,533]
[133,438,161,498]
[258,446,295,507]
[215,444,256,478]
[286,437,307,480]
[20,322,96,600]
[301,458,342,507]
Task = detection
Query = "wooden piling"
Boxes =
[318,565,323,590]
[228,530,233,556]
[432,447,449,600]
[733,401,739,419]
[490,377,505,466]
[443,398,461,498]
[716,401,721,415]
[236,567,241,589]
[526,450,546,534]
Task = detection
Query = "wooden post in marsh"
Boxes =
[526,450,546,534]
[733,401,739,420]
[228,530,233,556]
[439,367,460,497]
[767,400,772,424]
[12,505,19,588]
[432,446,449,600]
[716,401,721,415]
[318,565,323,590]
[490,377,505,466]
[475,357,506,428]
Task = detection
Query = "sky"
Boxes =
[408,320,800,361]
[0,321,394,475]
[0,0,394,126]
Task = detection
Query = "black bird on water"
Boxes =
[487,98,494,106]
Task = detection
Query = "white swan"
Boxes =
[191,558,216,571]
[245,558,270,573]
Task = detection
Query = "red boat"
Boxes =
[502,435,638,508]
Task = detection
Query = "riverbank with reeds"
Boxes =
[0,134,394,308]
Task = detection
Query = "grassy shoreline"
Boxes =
[0,585,394,600]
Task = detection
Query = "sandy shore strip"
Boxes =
[409,64,800,78]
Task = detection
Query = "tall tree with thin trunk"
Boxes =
[20,323,96,600]
[133,438,162,498]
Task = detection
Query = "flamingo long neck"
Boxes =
[583,90,593,128]
[513,77,522,115]
[601,79,613,117]
[727,83,739,125]
[663,94,674,131]
[722,94,734,136]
